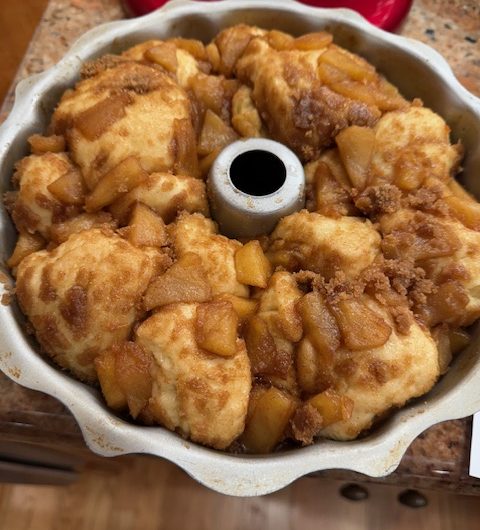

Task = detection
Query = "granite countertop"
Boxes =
[1,0,479,493]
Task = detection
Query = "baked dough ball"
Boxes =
[268,210,381,279]
[320,297,440,440]
[136,303,251,449]
[109,172,209,223]
[15,228,159,382]
[11,152,77,238]
[122,39,202,89]
[370,106,462,188]
[170,212,249,297]
[235,38,379,162]
[51,62,198,189]
[381,209,480,327]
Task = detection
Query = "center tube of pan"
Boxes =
[207,139,306,239]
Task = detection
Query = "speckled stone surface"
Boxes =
[402,0,480,96]
[1,0,480,493]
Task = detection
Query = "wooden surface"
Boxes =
[0,0,49,103]
[1,455,480,530]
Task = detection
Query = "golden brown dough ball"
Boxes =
[16,228,161,382]
[51,62,198,189]
[268,210,381,279]
[136,303,251,449]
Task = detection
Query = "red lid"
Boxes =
[298,0,413,31]
[123,0,413,32]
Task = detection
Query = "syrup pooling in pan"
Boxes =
[4,25,476,453]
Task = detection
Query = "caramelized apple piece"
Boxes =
[311,161,356,218]
[170,38,207,60]
[330,297,392,351]
[297,292,340,357]
[85,157,148,212]
[444,195,480,231]
[319,45,376,82]
[143,252,211,310]
[308,388,354,427]
[215,26,257,77]
[266,30,294,51]
[74,93,132,142]
[449,328,470,355]
[28,134,65,154]
[321,149,352,188]
[374,77,407,110]
[50,212,116,244]
[332,78,403,112]
[317,61,349,85]
[231,85,263,138]
[172,118,200,179]
[328,80,379,108]
[199,147,221,178]
[242,386,297,454]
[190,75,239,122]
[128,203,168,248]
[382,220,461,262]
[245,385,264,423]
[447,179,477,204]
[235,240,272,288]
[433,326,471,374]
[244,315,286,377]
[296,338,334,396]
[296,338,318,395]
[205,42,221,71]
[431,325,452,374]
[115,342,153,418]
[195,300,239,357]
[335,126,375,190]
[47,169,86,205]
[7,232,45,270]
[290,31,332,51]
[197,109,238,157]
[215,293,258,322]
[417,281,469,327]
[95,348,127,410]
[145,42,178,72]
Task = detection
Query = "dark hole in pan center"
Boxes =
[229,150,287,196]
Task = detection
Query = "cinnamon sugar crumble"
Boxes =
[354,184,402,217]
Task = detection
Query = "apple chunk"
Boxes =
[47,169,86,205]
[308,388,353,427]
[330,297,392,351]
[143,253,211,310]
[235,240,272,288]
[242,386,297,454]
[7,232,45,270]
[128,202,168,248]
[95,348,127,411]
[214,293,258,322]
[335,125,375,190]
[85,156,148,212]
[195,300,239,357]
[297,291,340,358]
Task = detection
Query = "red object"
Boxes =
[123,0,219,17]
[298,0,413,31]
[123,0,412,32]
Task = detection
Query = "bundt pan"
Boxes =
[1,0,480,496]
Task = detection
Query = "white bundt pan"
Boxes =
[1,0,480,497]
